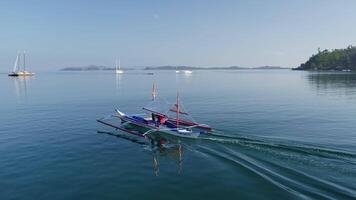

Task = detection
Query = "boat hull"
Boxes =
[8,71,35,76]
[157,129,200,139]
[119,116,201,139]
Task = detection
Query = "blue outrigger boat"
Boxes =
[97,83,212,139]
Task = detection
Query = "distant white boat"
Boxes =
[8,51,35,77]
[115,58,124,74]
[184,70,192,74]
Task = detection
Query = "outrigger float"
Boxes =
[97,83,212,139]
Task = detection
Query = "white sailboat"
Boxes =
[8,51,35,76]
[115,58,124,74]
[184,70,192,74]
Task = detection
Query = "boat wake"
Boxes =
[97,127,356,199]
[192,132,356,199]
[202,132,356,163]
[196,144,356,200]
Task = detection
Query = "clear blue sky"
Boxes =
[1,0,356,70]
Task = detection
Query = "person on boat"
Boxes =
[158,115,168,125]
[154,115,167,127]
[151,113,159,127]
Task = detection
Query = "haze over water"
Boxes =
[1,70,356,199]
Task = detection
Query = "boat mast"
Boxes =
[13,53,19,72]
[23,51,26,71]
[176,92,179,128]
[151,81,157,101]
[115,58,118,71]
[118,58,121,70]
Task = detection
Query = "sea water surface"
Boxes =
[0,70,356,200]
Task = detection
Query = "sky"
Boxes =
[1,0,356,71]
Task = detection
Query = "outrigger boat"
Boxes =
[97,83,212,139]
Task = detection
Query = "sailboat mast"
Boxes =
[23,51,26,71]
[151,81,157,101]
[176,92,179,128]
[119,58,121,70]
[13,53,19,72]
[115,58,118,71]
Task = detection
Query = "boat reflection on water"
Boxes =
[150,135,183,176]
[11,76,33,98]
[97,130,183,176]
[115,73,122,92]
[151,143,183,176]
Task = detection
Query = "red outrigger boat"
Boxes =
[97,83,212,139]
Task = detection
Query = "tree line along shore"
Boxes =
[294,45,356,71]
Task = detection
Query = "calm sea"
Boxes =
[1,70,356,200]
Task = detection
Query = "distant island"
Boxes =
[294,45,356,71]
[143,66,288,70]
[60,65,131,71]
[61,65,113,71]
[60,65,288,71]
